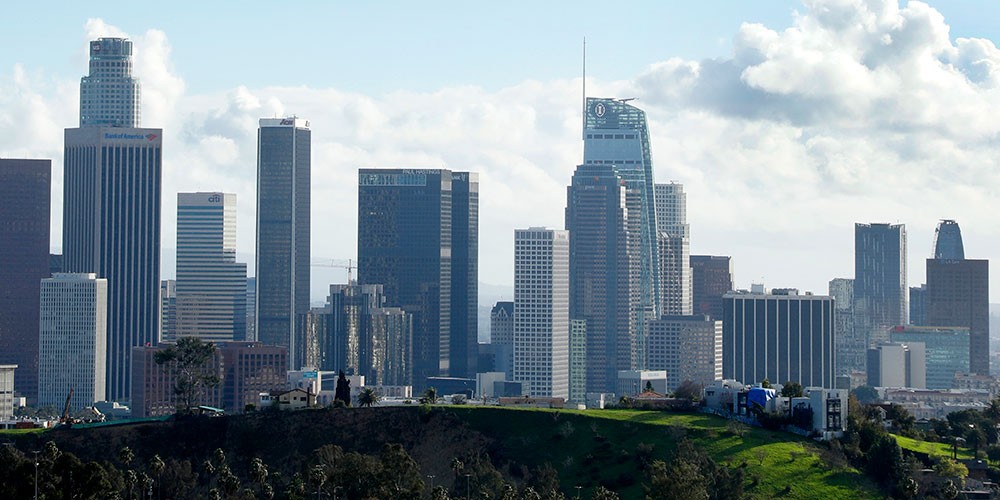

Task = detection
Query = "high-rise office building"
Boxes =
[176,192,247,343]
[358,168,478,388]
[690,256,733,320]
[647,315,722,391]
[829,278,864,374]
[655,183,691,315]
[0,159,51,403]
[160,280,176,342]
[924,219,989,375]
[38,273,107,411]
[513,228,569,399]
[79,38,140,128]
[933,220,965,260]
[909,284,927,327]
[0,365,15,420]
[256,117,310,368]
[490,301,514,376]
[64,37,159,403]
[450,172,479,378]
[246,277,257,342]
[927,259,989,375]
[566,163,640,393]
[584,98,660,348]
[854,223,907,347]
[63,127,161,403]
[369,306,413,386]
[722,288,836,388]
[890,326,970,389]
[569,319,587,405]
[325,283,384,376]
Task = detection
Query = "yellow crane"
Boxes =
[311,258,357,283]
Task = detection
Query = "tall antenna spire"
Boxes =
[582,37,587,140]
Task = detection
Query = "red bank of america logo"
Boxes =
[146,133,158,141]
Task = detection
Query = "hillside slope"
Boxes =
[5,406,878,499]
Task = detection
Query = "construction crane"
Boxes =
[60,387,74,424]
[311,258,357,283]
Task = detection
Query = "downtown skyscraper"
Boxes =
[0,159,51,404]
[854,223,906,348]
[583,98,660,336]
[256,118,310,369]
[655,183,692,316]
[63,38,161,402]
[513,227,569,399]
[176,192,247,343]
[357,169,478,388]
[925,220,989,375]
[566,163,641,393]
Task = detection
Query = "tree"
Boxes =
[644,380,654,392]
[780,381,804,398]
[673,380,702,401]
[591,486,619,500]
[358,387,380,407]
[646,459,708,500]
[153,337,220,413]
[933,457,968,482]
[420,387,439,405]
[760,379,772,389]
[334,370,352,407]
[851,385,879,405]
[885,404,916,434]
[150,454,164,500]
[966,426,987,459]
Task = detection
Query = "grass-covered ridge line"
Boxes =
[446,407,878,499]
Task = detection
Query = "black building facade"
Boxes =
[255,118,310,369]
[358,168,477,389]
[0,159,51,403]
[566,164,640,394]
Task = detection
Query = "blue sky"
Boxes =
[4,2,806,94]
[3,1,1000,303]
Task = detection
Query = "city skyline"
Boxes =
[4,1,1000,303]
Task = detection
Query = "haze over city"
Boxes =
[4,0,1000,302]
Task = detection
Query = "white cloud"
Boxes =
[5,2,1000,302]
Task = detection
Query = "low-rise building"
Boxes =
[132,342,288,417]
[616,370,668,397]
[882,388,991,420]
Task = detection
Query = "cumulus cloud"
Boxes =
[4,2,1000,300]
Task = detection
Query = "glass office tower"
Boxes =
[256,117,311,368]
[583,97,660,361]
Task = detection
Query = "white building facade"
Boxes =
[513,228,569,398]
[0,365,15,420]
[38,273,107,411]
[176,192,247,343]
[654,183,692,315]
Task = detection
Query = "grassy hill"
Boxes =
[452,407,875,499]
[1,406,878,499]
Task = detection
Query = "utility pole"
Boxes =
[33,450,40,500]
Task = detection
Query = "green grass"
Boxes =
[0,427,48,435]
[445,407,878,499]
[893,434,973,460]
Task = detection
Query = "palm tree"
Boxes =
[358,388,380,407]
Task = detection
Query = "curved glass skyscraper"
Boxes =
[583,98,660,364]
[932,219,965,260]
